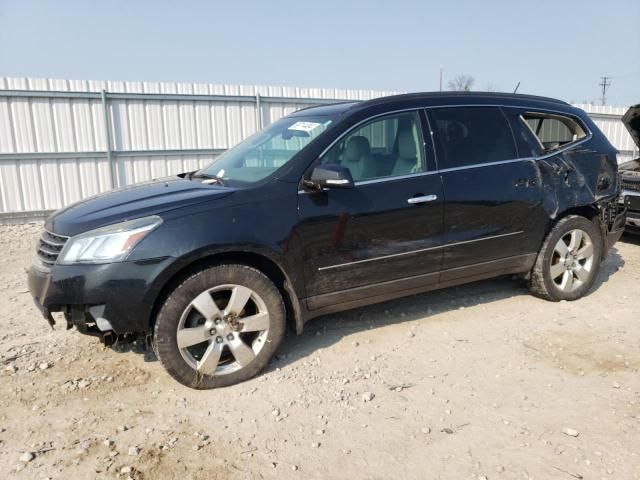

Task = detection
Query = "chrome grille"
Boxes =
[36,230,69,267]
[621,173,640,192]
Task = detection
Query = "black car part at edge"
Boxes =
[620,104,640,233]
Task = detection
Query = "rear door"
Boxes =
[426,106,546,280]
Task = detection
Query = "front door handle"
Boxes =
[407,194,438,205]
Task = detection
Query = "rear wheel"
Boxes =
[528,215,603,301]
[154,264,286,389]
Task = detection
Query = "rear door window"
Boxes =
[428,107,517,169]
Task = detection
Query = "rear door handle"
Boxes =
[407,194,438,205]
[514,178,538,187]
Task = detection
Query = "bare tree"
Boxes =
[484,82,500,92]
[448,75,475,92]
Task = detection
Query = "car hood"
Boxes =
[620,159,640,172]
[46,176,235,236]
[622,104,640,149]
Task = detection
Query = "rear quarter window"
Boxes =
[521,112,587,154]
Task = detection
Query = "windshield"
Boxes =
[195,115,334,186]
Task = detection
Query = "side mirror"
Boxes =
[305,164,354,191]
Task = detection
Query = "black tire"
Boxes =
[528,215,603,301]
[153,264,286,389]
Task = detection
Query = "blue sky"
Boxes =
[1,0,638,106]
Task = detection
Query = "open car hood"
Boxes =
[620,159,640,172]
[622,104,640,150]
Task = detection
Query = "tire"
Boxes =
[528,215,603,301]
[153,264,286,389]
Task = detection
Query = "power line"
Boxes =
[599,76,612,106]
[605,73,640,80]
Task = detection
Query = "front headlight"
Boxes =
[58,216,163,265]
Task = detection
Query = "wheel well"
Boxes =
[549,205,601,235]
[557,205,599,222]
[547,204,607,255]
[149,252,302,335]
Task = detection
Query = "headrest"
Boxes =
[398,127,417,159]
[344,136,370,163]
[446,122,465,142]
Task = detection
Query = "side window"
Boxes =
[320,111,427,182]
[429,107,517,169]
[522,112,587,152]
[503,108,545,158]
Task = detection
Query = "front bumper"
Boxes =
[625,209,640,234]
[28,256,174,335]
[620,190,640,234]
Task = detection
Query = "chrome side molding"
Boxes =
[318,230,524,271]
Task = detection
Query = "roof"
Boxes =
[360,91,569,106]
[293,91,572,118]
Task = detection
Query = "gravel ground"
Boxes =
[0,223,639,480]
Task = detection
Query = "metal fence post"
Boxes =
[100,89,117,188]
[255,93,263,130]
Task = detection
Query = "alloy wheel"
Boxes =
[176,284,270,376]
[549,229,595,293]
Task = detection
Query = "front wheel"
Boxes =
[528,215,603,301]
[154,264,286,389]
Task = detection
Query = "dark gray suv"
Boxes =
[29,92,626,388]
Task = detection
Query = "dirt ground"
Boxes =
[0,223,638,480]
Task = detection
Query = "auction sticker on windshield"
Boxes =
[288,121,321,132]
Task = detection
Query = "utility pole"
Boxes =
[439,65,443,92]
[599,76,611,106]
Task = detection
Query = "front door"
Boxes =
[295,110,445,309]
